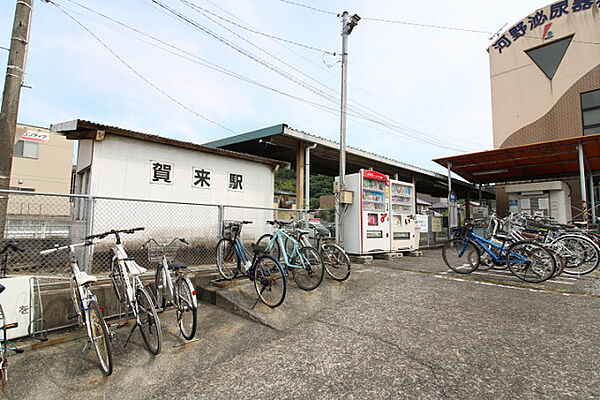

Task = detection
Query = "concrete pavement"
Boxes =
[4,250,600,399]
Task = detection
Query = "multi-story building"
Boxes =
[6,124,74,237]
[488,1,600,221]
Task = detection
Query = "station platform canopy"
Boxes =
[433,133,600,184]
[205,124,493,200]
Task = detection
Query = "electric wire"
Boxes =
[149,0,481,150]
[46,0,236,134]
[181,0,336,55]
[49,0,484,152]
[271,0,600,45]
[197,0,488,148]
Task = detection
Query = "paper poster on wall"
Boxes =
[432,217,442,233]
[509,198,519,213]
[415,214,429,232]
[538,198,549,210]
[520,198,531,209]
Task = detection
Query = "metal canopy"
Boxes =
[205,124,494,199]
[433,133,600,184]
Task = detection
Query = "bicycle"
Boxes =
[256,220,325,291]
[282,220,351,282]
[442,224,556,283]
[216,221,287,308]
[88,228,163,355]
[40,240,113,375]
[0,284,24,391]
[142,237,197,340]
[0,243,24,278]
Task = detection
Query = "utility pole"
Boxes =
[336,11,360,243]
[0,0,33,238]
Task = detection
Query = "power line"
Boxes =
[46,0,236,134]
[198,0,488,149]
[181,0,336,55]
[49,0,483,152]
[275,0,337,16]
[149,0,481,151]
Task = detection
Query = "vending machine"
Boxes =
[389,179,419,251]
[342,169,391,254]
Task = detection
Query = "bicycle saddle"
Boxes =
[75,269,97,285]
[494,233,512,242]
[125,259,147,276]
[0,284,4,294]
[169,260,187,270]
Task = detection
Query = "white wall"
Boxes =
[89,135,274,205]
[85,135,275,237]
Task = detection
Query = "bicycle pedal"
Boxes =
[66,312,79,321]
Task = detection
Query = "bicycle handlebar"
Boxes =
[85,227,145,241]
[0,243,25,255]
[142,237,189,248]
[40,240,93,255]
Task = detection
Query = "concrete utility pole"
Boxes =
[337,11,360,243]
[0,0,33,237]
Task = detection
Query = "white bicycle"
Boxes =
[87,228,163,355]
[40,240,113,375]
[142,237,197,340]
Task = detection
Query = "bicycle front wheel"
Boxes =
[506,241,555,283]
[176,276,197,340]
[292,246,325,291]
[552,234,600,275]
[87,300,113,376]
[321,243,351,281]
[136,286,163,355]
[256,234,281,261]
[254,255,286,308]
[442,239,479,274]
[216,238,239,280]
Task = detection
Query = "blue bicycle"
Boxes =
[216,221,287,308]
[442,224,556,283]
[256,220,325,291]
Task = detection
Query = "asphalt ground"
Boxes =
[4,249,600,399]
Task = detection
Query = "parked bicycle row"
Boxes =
[442,213,600,283]
[216,219,351,308]
[0,219,351,384]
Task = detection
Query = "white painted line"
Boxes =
[434,274,568,295]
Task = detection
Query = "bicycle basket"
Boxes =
[222,221,240,239]
[147,245,179,263]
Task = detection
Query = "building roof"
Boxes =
[433,133,600,184]
[205,124,494,199]
[50,119,286,169]
[274,189,296,196]
[430,201,448,210]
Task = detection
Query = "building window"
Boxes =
[13,140,39,159]
[582,89,600,136]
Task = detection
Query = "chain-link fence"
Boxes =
[2,189,449,275]
[0,190,315,277]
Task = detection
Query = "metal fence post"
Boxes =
[217,205,224,238]
[82,195,95,272]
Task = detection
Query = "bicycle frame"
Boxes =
[111,243,144,320]
[461,231,528,265]
[265,229,308,270]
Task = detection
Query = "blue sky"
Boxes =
[0,0,550,174]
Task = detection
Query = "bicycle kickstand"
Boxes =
[123,321,138,348]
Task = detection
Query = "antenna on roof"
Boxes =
[489,23,508,41]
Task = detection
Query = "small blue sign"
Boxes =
[449,191,457,202]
